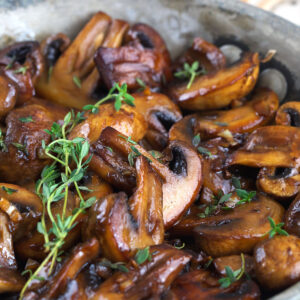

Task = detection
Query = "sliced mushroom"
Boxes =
[0,74,17,119]
[167,269,260,300]
[23,238,100,299]
[172,194,284,256]
[173,37,226,73]
[132,91,182,149]
[100,126,202,228]
[213,254,254,277]
[285,193,300,237]
[0,211,17,269]
[227,126,300,168]
[85,156,163,261]
[0,268,25,294]
[254,235,300,290]
[257,167,300,199]
[36,12,129,109]
[276,101,300,127]
[167,52,260,111]
[95,23,172,92]
[90,244,191,299]
[0,104,60,183]
[68,103,147,144]
[0,183,42,240]
[0,41,44,104]
[193,88,279,140]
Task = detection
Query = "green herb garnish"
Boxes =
[72,75,81,88]
[1,186,17,195]
[218,254,245,288]
[192,133,201,147]
[197,146,212,158]
[174,61,207,89]
[83,83,135,114]
[99,258,129,273]
[136,77,146,92]
[0,129,7,152]
[14,66,28,75]
[264,217,289,238]
[12,142,28,156]
[214,121,228,127]
[135,246,152,265]
[19,116,34,123]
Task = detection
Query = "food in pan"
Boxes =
[0,11,299,300]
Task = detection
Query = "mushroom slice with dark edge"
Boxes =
[173,37,226,73]
[276,101,300,127]
[166,269,260,300]
[0,74,17,119]
[100,126,202,228]
[95,24,172,92]
[0,41,44,104]
[285,192,300,237]
[227,125,300,168]
[254,235,300,291]
[193,88,279,140]
[257,167,300,200]
[167,52,260,111]
[22,238,100,300]
[36,12,129,109]
[132,91,182,149]
[90,244,191,299]
[84,156,164,262]
[172,193,284,256]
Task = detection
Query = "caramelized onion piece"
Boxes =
[257,167,300,199]
[167,52,260,111]
[100,126,202,228]
[0,74,17,119]
[254,235,300,290]
[85,156,163,261]
[193,88,279,140]
[276,101,300,127]
[173,37,226,73]
[285,193,300,237]
[167,269,260,300]
[228,126,300,168]
[91,244,191,299]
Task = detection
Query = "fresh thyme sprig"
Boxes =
[19,111,93,299]
[83,83,135,114]
[232,177,256,206]
[134,246,152,264]
[264,217,289,239]
[174,61,207,89]
[1,186,17,195]
[218,253,245,288]
[14,66,28,75]
[0,129,7,152]
[99,258,129,273]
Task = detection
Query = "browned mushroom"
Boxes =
[167,269,260,300]
[285,193,300,237]
[85,156,164,261]
[0,104,63,183]
[100,126,202,228]
[193,88,279,140]
[90,244,191,299]
[276,101,300,127]
[167,52,260,111]
[95,23,172,92]
[171,193,284,256]
[36,12,129,109]
[213,254,254,277]
[254,235,300,290]
[257,167,300,199]
[227,126,300,168]
[0,268,25,294]
[0,74,17,119]
[0,41,44,104]
[132,91,182,149]
[23,238,100,299]
[173,37,226,73]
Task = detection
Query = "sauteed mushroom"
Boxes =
[285,193,300,237]
[85,156,163,261]
[100,126,202,228]
[276,101,300,127]
[0,74,17,119]
[167,52,260,110]
[254,235,300,291]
